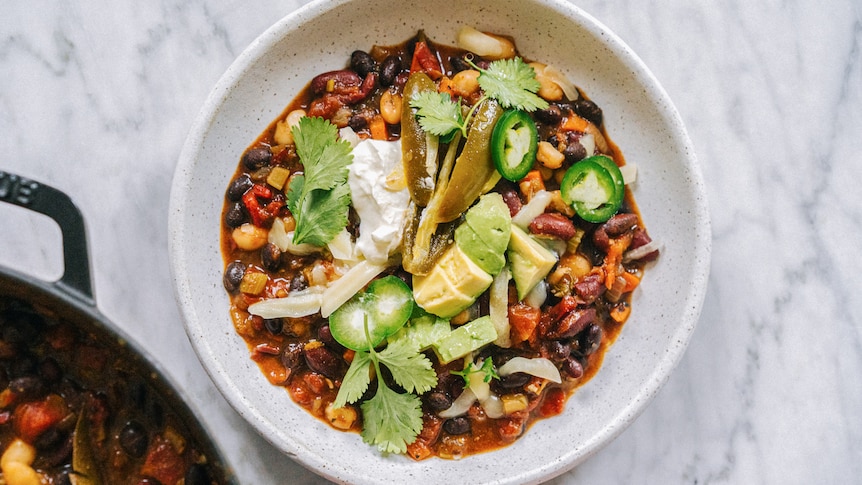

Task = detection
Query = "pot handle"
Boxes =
[0,171,94,305]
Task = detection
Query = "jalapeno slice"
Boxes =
[329,275,415,351]
[490,109,538,181]
[560,156,624,223]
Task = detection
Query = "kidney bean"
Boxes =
[317,324,344,352]
[529,212,576,240]
[443,416,471,435]
[572,98,603,127]
[548,308,596,339]
[350,50,378,77]
[500,188,522,216]
[562,355,584,378]
[573,274,605,303]
[242,147,271,170]
[222,261,246,293]
[592,225,610,252]
[379,55,401,86]
[304,345,343,380]
[226,174,253,201]
[602,213,638,237]
[311,70,362,94]
[540,340,571,362]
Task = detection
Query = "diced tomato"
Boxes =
[13,394,67,443]
[141,434,186,485]
[410,41,443,80]
[538,387,566,417]
[508,303,541,344]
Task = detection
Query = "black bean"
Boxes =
[224,202,247,228]
[317,324,343,351]
[185,464,212,485]
[2,311,44,345]
[535,104,563,125]
[304,345,343,380]
[264,318,283,335]
[562,355,584,378]
[289,272,309,292]
[260,243,282,272]
[51,470,72,485]
[223,261,246,293]
[579,324,603,355]
[226,173,254,201]
[281,343,304,371]
[542,340,571,362]
[562,138,587,163]
[9,375,44,398]
[243,147,272,170]
[119,421,149,458]
[443,416,471,435]
[39,358,62,383]
[449,55,471,73]
[573,98,603,126]
[423,392,449,412]
[496,372,531,390]
[379,55,401,86]
[347,114,368,131]
[350,50,378,77]
[33,426,64,450]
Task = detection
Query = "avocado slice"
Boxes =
[413,244,493,318]
[507,225,558,299]
[433,316,498,364]
[455,193,512,275]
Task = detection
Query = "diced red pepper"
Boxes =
[141,434,186,485]
[410,41,443,80]
[13,394,67,443]
[242,184,283,227]
[538,387,567,417]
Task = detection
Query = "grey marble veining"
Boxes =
[1,1,860,483]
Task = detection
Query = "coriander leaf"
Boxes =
[333,350,372,408]
[360,379,424,454]
[290,182,351,246]
[377,338,437,394]
[452,358,499,384]
[288,116,354,246]
[409,91,466,137]
[476,57,549,112]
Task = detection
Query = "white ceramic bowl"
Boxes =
[169,0,711,483]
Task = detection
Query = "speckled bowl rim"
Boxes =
[169,0,711,483]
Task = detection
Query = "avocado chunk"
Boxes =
[413,243,493,318]
[455,193,512,275]
[507,225,558,299]
[389,308,451,350]
[432,316,498,364]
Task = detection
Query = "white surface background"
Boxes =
[1,1,859,483]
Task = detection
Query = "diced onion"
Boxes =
[498,357,562,384]
[327,229,358,263]
[490,267,511,348]
[247,288,323,319]
[524,280,548,308]
[623,239,662,263]
[619,163,637,185]
[320,260,388,317]
[269,218,321,255]
[456,26,516,60]
[541,64,579,101]
[511,190,553,229]
[338,126,362,148]
[467,366,491,401]
[439,388,477,418]
[481,394,505,419]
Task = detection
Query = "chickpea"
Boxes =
[450,69,480,97]
[325,402,358,430]
[536,140,565,169]
[529,62,564,101]
[380,90,402,125]
[1,439,40,485]
[273,109,307,145]
[1,439,35,469]
[232,223,269,251]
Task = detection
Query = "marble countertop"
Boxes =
[1,1,859,483]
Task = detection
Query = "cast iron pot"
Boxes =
[0,171,236,484]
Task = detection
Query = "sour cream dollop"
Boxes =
[347,139,409,264]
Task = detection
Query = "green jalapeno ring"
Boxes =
[490,109,538,182]
[560,157,624,223]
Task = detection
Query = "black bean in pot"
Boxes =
[495,372,531,391]
[443,416,471,435]
[281,342,305,372]
[224,202,248,228]
[572,98,603,127]
[578,323,603,356]
[9,375,44,398]
[226,173,254,201]
[304,345,343,380]
[185,464,213,485]
[119,421,149,458]
[223,261,246,293]
[379,55,401,86]
[534,104,563,125]
[260,242,282,272]
[242,147,272,170]
[350,50,378,77]
[425,391,452,412]
[562,355,584,379]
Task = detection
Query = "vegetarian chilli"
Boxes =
[0,297,226,485]
[220,28,659,459]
